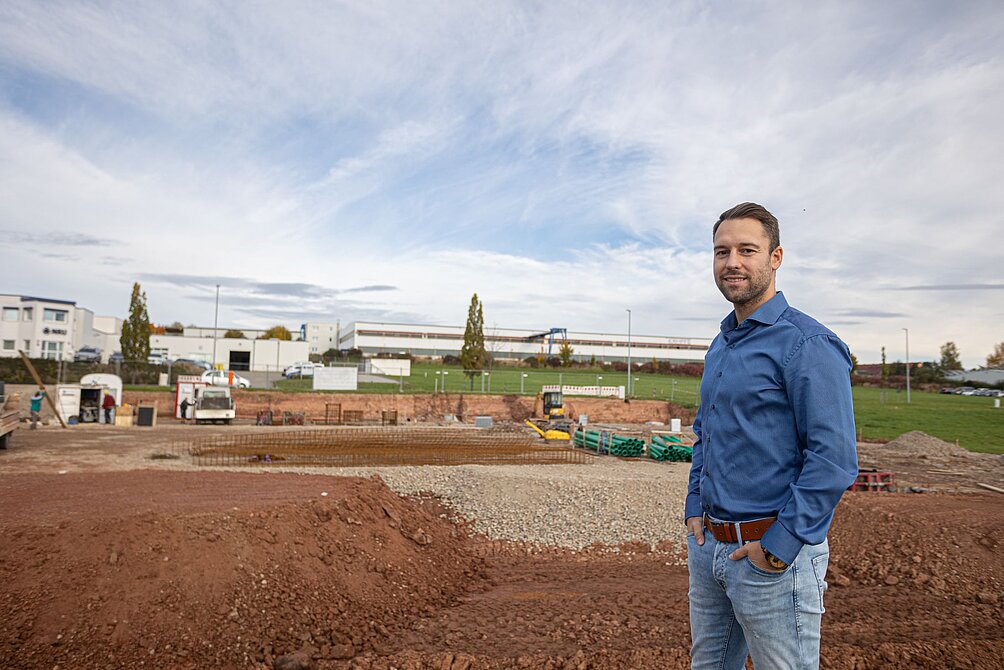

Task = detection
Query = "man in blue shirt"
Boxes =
[685,202,858,669]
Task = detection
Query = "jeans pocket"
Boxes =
[810,553,829,614]
[744,556,789,578]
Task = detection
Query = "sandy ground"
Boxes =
[1,422,1002,669]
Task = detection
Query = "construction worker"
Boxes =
[684,202,858,669]
[102,391,116,424]
[30,388,46,429]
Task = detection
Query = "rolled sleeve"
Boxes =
[761,335,859,564]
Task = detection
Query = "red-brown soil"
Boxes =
[1,429,1002,669]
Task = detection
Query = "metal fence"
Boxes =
[180,425,596,468]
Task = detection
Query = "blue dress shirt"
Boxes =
[684,292,858,564]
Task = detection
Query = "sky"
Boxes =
[1,1,1002,368]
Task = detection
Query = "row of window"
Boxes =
[352,330,710,351]
[2,307,68,323]
[2,339,59,357]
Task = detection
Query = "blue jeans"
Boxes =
[687,529,830,669]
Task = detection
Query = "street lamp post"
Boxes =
[521,373,527,394]
[903,327,911,404]
[626,309,632,397]
[212,284,220,369]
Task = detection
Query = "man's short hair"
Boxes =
[713,202,780,252]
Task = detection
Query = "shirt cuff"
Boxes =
[684,495,703,523]
[761,521,803,565]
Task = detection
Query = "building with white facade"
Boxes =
[300,321,340,357]
[0,294,122,361]
[149,333,309,372]
[337,321,711,364]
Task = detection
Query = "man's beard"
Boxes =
[715,265,772,308]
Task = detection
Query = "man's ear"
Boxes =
[771,246,783,271]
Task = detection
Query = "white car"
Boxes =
[284,362,325,378]
[201,369,251,389]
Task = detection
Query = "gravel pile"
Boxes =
[324,460,692,557]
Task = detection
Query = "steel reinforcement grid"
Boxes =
[181,426,595,467]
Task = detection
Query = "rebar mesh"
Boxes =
[180,426,594,467]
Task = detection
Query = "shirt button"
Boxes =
[711,404,716,410]
[718,371,723,377]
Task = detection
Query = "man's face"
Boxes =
[713,217,782,308]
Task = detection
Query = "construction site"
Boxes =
[1,377,1003,670]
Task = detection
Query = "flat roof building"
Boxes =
[337,321,711,364]
[0,294,121,362]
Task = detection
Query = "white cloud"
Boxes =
[0,1,1002,367]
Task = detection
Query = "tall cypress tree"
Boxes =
[460,293,486,390]
[120,282,151,362]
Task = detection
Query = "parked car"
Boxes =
[147,353,172,365]
[201,369,251,389]
[284,362,325,378]
[109,351,125,364]
[73,346,102,363]
[175,358,212,371]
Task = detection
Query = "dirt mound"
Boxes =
[1,465,1002,669]
[0,473,488,669]
[875,430,971,459]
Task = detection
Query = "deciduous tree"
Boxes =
[260,325,292,340]
[559,340,574,367]
[939,342,962,370]
[987,342,1004,368]
[120,282,150,362]
[224,329,245,339]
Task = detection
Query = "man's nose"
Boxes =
[724,250,742,267]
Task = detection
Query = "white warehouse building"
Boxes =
[149,330,309,372]
[337,321,711,364]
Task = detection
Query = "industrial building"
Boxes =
[337,321,711,364]
[0,294,122,362]
[148,332,308,372]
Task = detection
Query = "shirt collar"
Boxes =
[720,291,789,333]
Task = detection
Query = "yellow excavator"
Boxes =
[525,389,572,440]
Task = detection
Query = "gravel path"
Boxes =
[326,460,693,557]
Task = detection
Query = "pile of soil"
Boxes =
[858,431,1004,492]
[0,472,488,669]
[872,430,971,459]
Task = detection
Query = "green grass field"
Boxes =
[850,386,1003,454]
[149,362,1004,454]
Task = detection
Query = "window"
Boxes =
[2,307,18,322]
[43,308,68,323]
[23,340,30,352]
[41,341,64,359]
[2,340,13,350]
[23,308,33,321]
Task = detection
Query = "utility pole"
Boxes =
[626,309,632,397]
[903,327,911,404]
[212,284,220,369]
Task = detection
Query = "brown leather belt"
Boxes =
[703,515,776,543]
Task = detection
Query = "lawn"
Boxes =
[273,363,703,403]
[850,386,1003,454]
